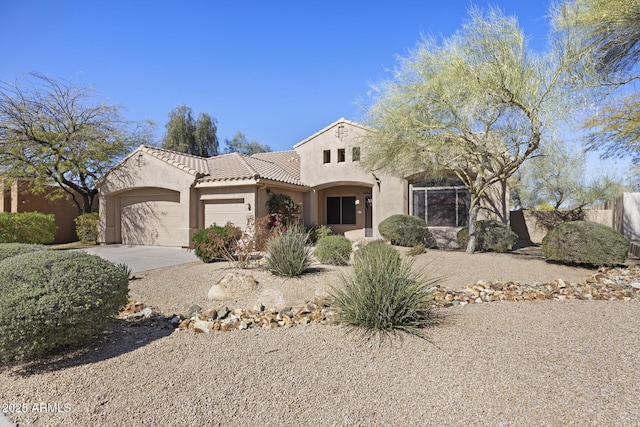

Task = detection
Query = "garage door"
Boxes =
[204,198,245,228]
[120,190,182,246]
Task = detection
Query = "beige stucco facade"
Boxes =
[0,178,85,243]
[293,119,407,240]
[97,147,308,247]
[97,118,509,247]
[98,151,197,246]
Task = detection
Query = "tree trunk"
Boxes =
[84,189,98,214]
[465,201,481,254]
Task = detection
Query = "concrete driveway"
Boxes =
[79,245,199,273]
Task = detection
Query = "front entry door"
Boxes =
[364,195,373,238]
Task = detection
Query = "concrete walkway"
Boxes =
[79,245,199,273]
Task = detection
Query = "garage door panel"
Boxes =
[119,191,182,246]
[204,198,245,228]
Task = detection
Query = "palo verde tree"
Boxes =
[364,7,578,253]
[162,104,219,157]
[0,72,150,214]
[556,0,640,162]
[511,139,627,210]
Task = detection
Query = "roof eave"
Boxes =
[256,178,310,191]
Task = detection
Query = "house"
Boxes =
[97,118,507,247]
[0,178,84,243]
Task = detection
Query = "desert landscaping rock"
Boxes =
[3,250,639,426]
[207,272,259,300]
[427,266,640,307]
[116,266,640,335]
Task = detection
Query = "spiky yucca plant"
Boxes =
[331,242,437,342]
[264,226,312,277]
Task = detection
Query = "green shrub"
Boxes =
[542,221,629,266]
[314,235,352,265]
[74,212,99,243]
[378,214,428,247]
[0,212,56,244]
[306,224,333,244]
[330,241,436,342]
[457,220,518,252]
[0,251,129,364]
[0,243,50,261]
[264,226,312,276]
[191,223,242,263]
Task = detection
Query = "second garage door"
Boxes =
[204,198,246,228]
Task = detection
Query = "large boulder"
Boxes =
[207,272,259,301]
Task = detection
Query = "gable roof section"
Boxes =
[201,153,257,182]
[117,146,303,186]
[197,151,303,186]
[293,117,372,149]
[139,145,209,176]
[251,151,301,182]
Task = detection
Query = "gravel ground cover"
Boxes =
[2,248,639,426]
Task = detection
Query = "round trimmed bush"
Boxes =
[542,221,629,266]
[378,214,428,247]
[314,235,352,265]
[0,251,129,364]
[457,220,518,252]
[0,243,49,261]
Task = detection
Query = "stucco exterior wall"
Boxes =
[294,120,407,239]
[510,209,615,244]
[374,175,409,236]
[622,193,640,242]
[257,186,306,220]
[295,122,374,188]
[98,150,197,245]
[479,180,510,223]
[587,193,640,241]
[0,179,83,243]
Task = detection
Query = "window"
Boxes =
[327,196,356,225]
[352,146,360,162]
[337,148,346,163]
[412,179,470,227]
[323,150,331,164]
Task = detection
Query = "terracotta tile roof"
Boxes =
[198,151,303,186]
[140,145,209,176]
[202,153,258,181]
[250,151,301,182]
[136,146,304,186]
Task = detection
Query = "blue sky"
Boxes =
[1,0,559,152]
